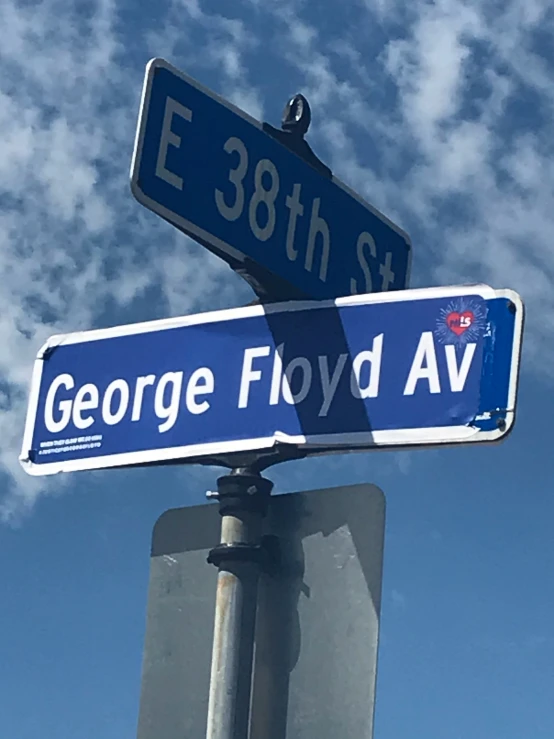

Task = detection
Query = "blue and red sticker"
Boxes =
[435,297,487,346]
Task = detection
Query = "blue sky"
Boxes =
[1,0,554,737]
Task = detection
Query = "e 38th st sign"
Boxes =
[130,58,412,301]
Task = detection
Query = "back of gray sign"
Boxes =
[137,483,385,739]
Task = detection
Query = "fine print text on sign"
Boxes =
[20,285,523,476]
[131,58,411,300]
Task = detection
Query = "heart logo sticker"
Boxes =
[435,298,486,345]
[446,311,474,336]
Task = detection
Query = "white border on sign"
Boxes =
[19,284,523,477]
[492,288,524,438]
[129,57,412,287]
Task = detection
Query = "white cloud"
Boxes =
[392,3,482,109]
[146,0,264,118]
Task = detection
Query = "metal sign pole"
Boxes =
[205,468,273,739]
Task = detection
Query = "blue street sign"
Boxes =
[130,58,411,300]
[20,285,523,477]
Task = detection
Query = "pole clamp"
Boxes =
[207,535,281,573]
[208,469,274,516]
[207,542,266,567]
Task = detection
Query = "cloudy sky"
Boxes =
[1,0,554,737]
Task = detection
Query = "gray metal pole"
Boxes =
[205,469,273,739]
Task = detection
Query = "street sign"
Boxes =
[137,483,385,739]
[130,58,411,300]
[20,284,523,477]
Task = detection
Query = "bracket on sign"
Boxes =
[233,94,333,304]
[263,94,332,180]
[189,443,308,474]
[233,257,309,304]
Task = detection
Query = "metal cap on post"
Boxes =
[262,93,332,180]
[205,469,273,739]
